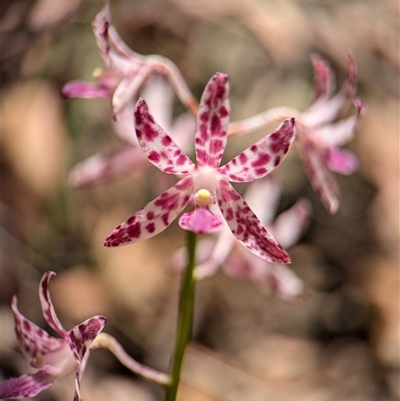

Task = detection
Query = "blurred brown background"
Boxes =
[1,0,399,400]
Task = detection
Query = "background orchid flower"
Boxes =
[61,0,197,119]
[104,72,295,265]
[228,54,364,213]
[68,74,195,188]
[0,272,106,401]
[171,178,311,300]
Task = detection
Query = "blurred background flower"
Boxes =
[1,0,398,400]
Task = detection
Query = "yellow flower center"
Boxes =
[193,189,213,207]
[92,67,103,79]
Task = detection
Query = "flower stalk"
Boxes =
[165,230,197,401]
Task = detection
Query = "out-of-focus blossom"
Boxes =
[68,74,195,188]
[61,0,197,119]
[104,72,295,265]
[172,178,311,300]
[0,272,106,401]
[229,54,364,213]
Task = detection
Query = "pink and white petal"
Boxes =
[254,264,304,301]
[61,81,111,99]
[92,3,112,66]
[0,372,54,399]
[68,146,146,188]
[112,101,138,144]
[72,350,90,401]
[141,74,174,132]
[326,148,359,175]
[170,112,197,154]
[312,99,365,148]
[269,198,312,249]
[195,225,236,279]
[304,54,357,126]
[39,272,67,339]
[104,176,194,247]
[134,99,195,174]
[218,118,295,182]
[310,54,335,102]
[297,138,340,214]
[112,69,150,119]
[244,177,281,225]
[67,316,106,363]
[179,208,223,235]
[11,296,63,359]
[217,180,290,264]
[195,72,230,168]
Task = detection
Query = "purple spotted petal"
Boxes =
[39,272,67,339]
[269,198,312,249]
[11,296,63,359]
[134,99,196,174]
[0,372,54,399]
[112,67,151,119]
[310,54,334,102]
[67,316,106,363]
[104,176,194,247]
[313,99,365,148]
[326,148,358,175]
[304,54,357,126]
[61,81,111,99]
[68,146,146,188]
[195,72,230,168]
[218,118,295,182]
[179,208,223,235]
[217,180,290,264]
[72,350,90,401]
[297,137,340,214]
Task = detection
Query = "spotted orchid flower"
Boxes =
[171,178,311,300]
[228,54,364,213]
[0,272,106,401]
[69,74,195,188]
[61,0,197,119]
[104,72,295,265]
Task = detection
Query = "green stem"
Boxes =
[164,230,197,401]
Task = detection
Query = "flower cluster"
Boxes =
[2,0,365,399]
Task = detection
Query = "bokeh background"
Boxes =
[1,0,399,400]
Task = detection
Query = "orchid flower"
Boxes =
[61,0,198,119]
[228,54,365,213]
[0,272,106,401]
[171,178,311,300]
[69,74,195,188]
[103,72,295,265]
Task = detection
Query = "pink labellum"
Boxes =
[61,81,112,98]
[326,148,358,175]
[179,208,223,235]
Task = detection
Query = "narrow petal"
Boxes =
[72,350,90,401]
[312,99,365,148]
[39,272,67,339]
[304,54,357,126]
[112,68,150,119]
[269,198,312,249]
[68,146,146,188]
[179,208,223,235]
[310,54,334,102]
[67,316,106,362]
[11,296,63,359]
[0,372,54,399]
[297,137,340,213]
[61,81,111,99]
[195,227,237,279]
[243,177,281,225]
[103,176,194,247]
[195,72,230,168]
[326,148,358,175]
[134,99,195,174]
[218,118,295,182]
[217,180,290,264]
